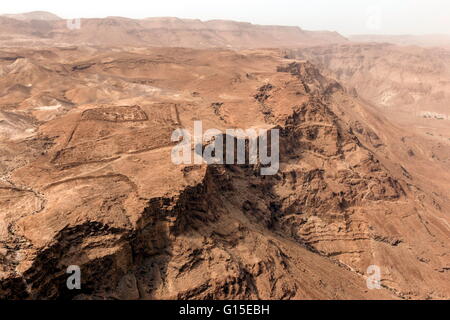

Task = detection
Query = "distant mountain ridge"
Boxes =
[350,34,450,48]
[1,11,62,21]
[0,11,347,48]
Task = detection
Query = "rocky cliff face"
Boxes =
[284,44,450,128]
[0,47,449,299]
[285,43,450,175]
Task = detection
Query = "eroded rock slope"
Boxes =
[0,47,448,299]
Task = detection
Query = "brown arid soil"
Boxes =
[0,13,449,300]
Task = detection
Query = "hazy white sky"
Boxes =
[1,0,449,35]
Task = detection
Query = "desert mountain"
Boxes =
[285,43,450,143]
[0,46,449,299]
[0,10,449,301]
[1,11,62,21]
[350,34,450,48]
[0,12,347,48]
